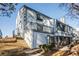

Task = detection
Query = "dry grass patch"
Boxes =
[0,38,29,56]
[0,38,28,51]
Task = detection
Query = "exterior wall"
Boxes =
[27,8,37,23]
[25,8,54,48]
[24,31,49,49]
[26,8,55,33]
[26,8,37,31]
[32,32,49,48]
[24,30,33,48]
[16,7,26,38]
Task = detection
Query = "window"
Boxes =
[51,27,54,34]
[62,25,65,32]
[43,26,50,33]
[27,10,36,20]
[56,21,65,32]
[24,15,26,18]
[24,19,26,22]
[37,24,43,31]
[37,14,43,21]
[19,21,21,24]
[65,26,68,32]
[31,22,37,30]
[27,12,36,22]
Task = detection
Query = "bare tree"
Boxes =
[59,3,79,19]
[59,3,79,27]
[0,3,17,17]
[0,29,2,39]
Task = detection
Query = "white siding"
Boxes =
[24,30,33,48]
[27,9,37,23]
[32,32,48,48]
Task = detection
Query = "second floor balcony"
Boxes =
[54,30,73,37]
[24,21,54,34]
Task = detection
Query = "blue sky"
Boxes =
[0,3,79,37]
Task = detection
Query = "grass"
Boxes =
[0,38,29,56]
[0,38,28,51]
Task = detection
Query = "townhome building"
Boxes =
[16,5,77,48]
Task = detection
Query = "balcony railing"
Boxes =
[54,30,73,37]
[26,21,54,34]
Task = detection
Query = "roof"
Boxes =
[20,5,52,19]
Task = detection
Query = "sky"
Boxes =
[0,3,79,37]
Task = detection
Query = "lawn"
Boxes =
[0,38,28,51]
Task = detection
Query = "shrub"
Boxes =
[39,44,53,52]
